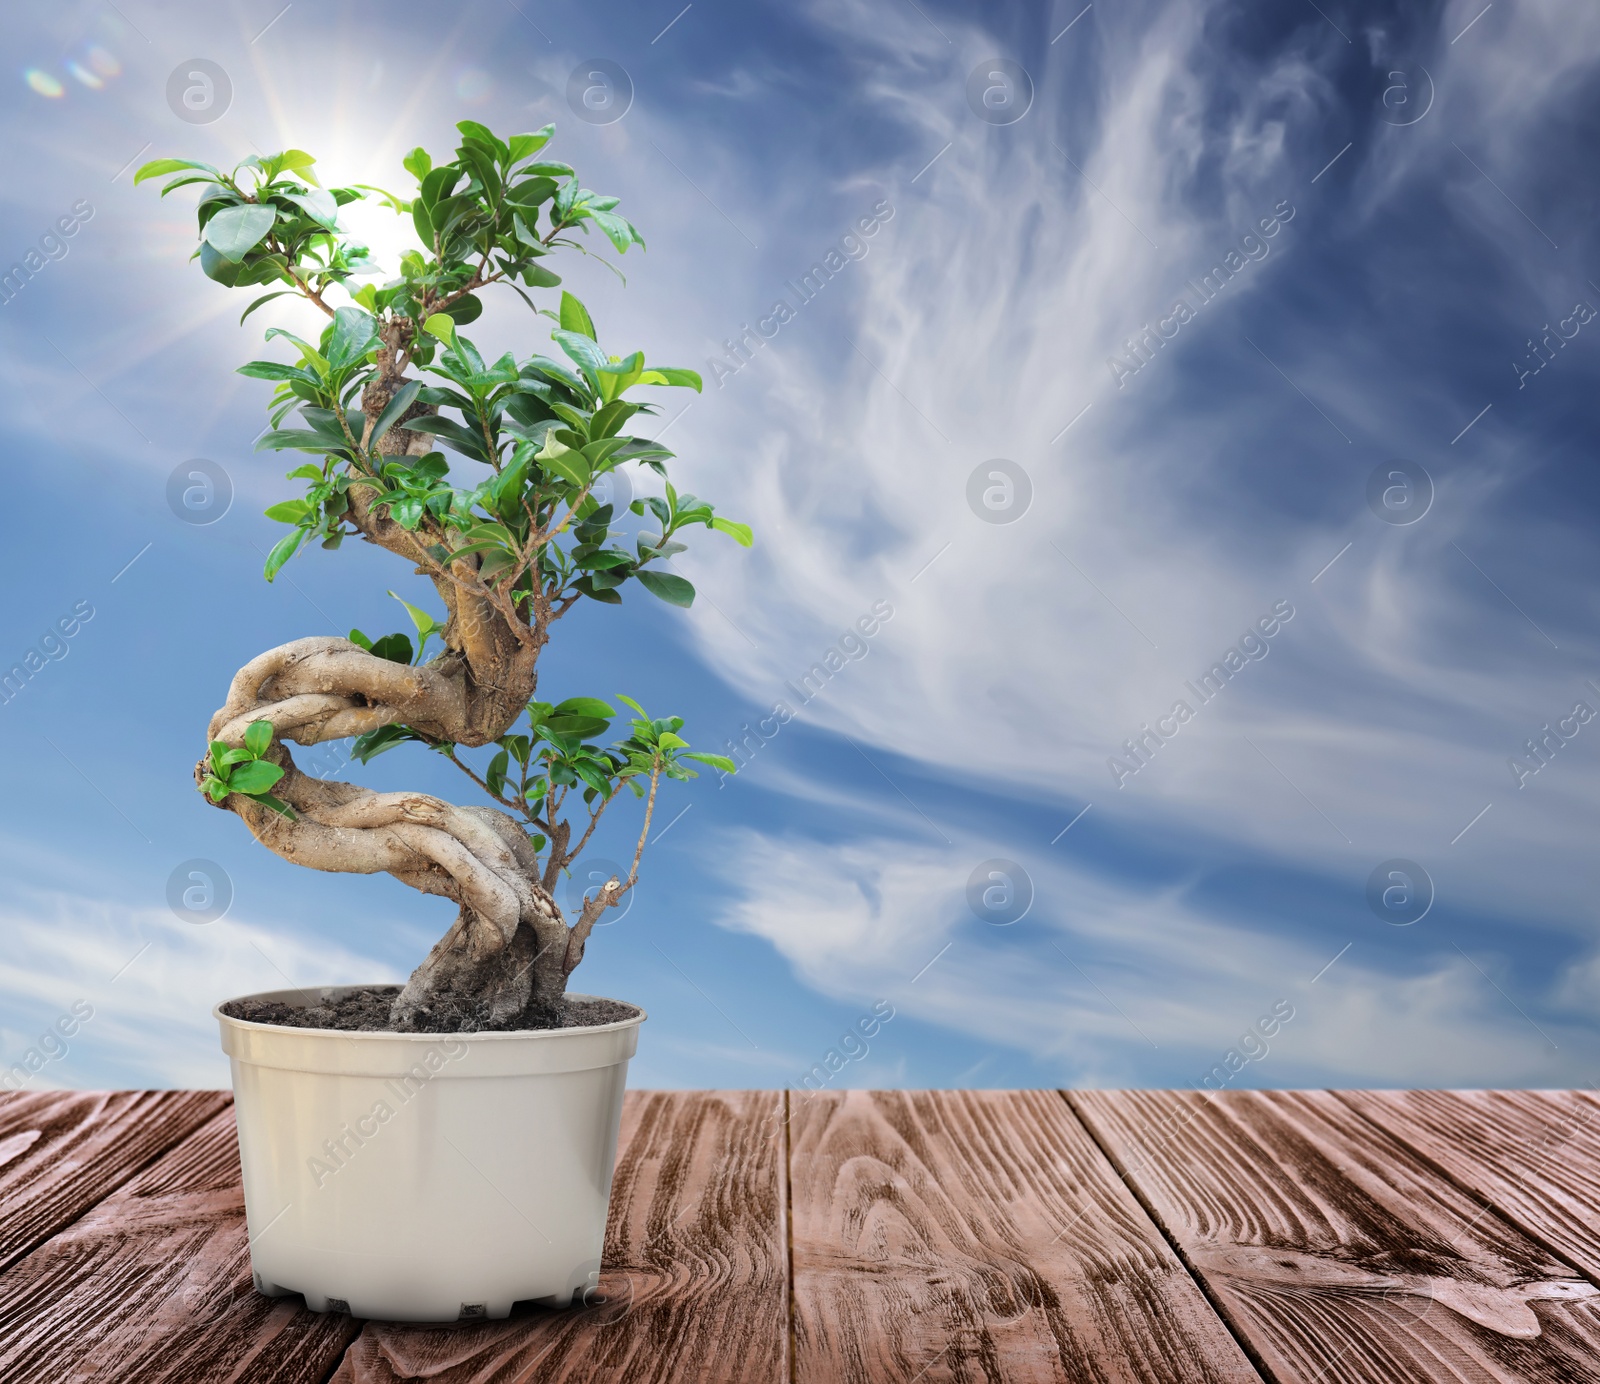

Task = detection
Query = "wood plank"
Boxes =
[0,1089,228,1271]
[0,1105,360,1383]
[788,1088,1264,1383]
[1336,1089,1600,1282]
[1073,1089,1600,1384]
[332,1089,789,1384]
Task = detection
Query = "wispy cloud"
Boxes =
[675,0,1600,939]
[0,886,399,1088]
[711,826,1594,1087]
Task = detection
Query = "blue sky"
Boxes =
[3,0,1599,1093]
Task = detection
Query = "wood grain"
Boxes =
[1073,1089,1600,1384]
[16,1088,1600,1384]
[787,1088,1263,1383]
[0,1105,360,1384]
[0,1089,227,1271]
[1337,1089,1600,1282]
[332,1089,789,1384]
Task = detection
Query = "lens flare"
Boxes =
[25,68,64,98]
[67,61,103,89]
[88,46,121,78]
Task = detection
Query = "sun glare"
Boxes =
[24,68,63,98]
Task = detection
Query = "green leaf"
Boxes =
[411,197,434,245]
[161,174,224,195]
[443,293,483,325]
[520,263,561,289]
[587,399,634,440]
[274,148,319,180]
[585,567,628,592]
[573,761,615,798]
[553,696,615,720]
[419,164,463,207]
[326,305,379,370]
[388,590,443,637]
[293,405,357,442]
[577,548,632,571]
[456,120,508,160]
[368,632,415,664]
[240,290,295,324]
[526,160,576,179]
[711,517,754,547]
[478,549,518,579]
[263,528,307,581]
[248,792,298,820]
[264,499,312,524]
[134,157,219,185]
[589,208,642,254]
[403,146,433,182]
[422,313,456,346]
[254,429,346,454]
[351,723,422,763]
[635,570,695,607]
[347,628,374,650]
[263,327,325,365]
[524,355,590,398]
[281,188,339,228]
[486,749,510,798]
[403,414,490,463]
[199,241,250,286]
[550,716,612,742]
[640,366,703,393]
[203,203,277,262]
[508,176,559,209]
[243,721,274,757]
[552,329,607,394]
[596,353,644,403]
[511,210,542,249]
[636,534,687,561]
[559,291,596,341]
[506,126,555,165]
[406,447,452,476]
[237,360,317,383]
[685,752,738,774]
[537,434,590,487]
[369,380,423,447]
[228,760,285,794]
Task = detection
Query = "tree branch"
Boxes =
[440,743,552,835]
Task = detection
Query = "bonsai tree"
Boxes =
[139,122,743,1031]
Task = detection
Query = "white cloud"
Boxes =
[0,886,401,1090]
[711,827,1594,1086]
[662,0,1600,942]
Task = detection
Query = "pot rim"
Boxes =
[213,984,646,1043]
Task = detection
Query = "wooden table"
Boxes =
[4,1089,1600,1381]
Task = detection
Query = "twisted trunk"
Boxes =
[200,637,575,1029]
[197,356,591,1031]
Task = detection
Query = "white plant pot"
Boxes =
[216,985,644,1323]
